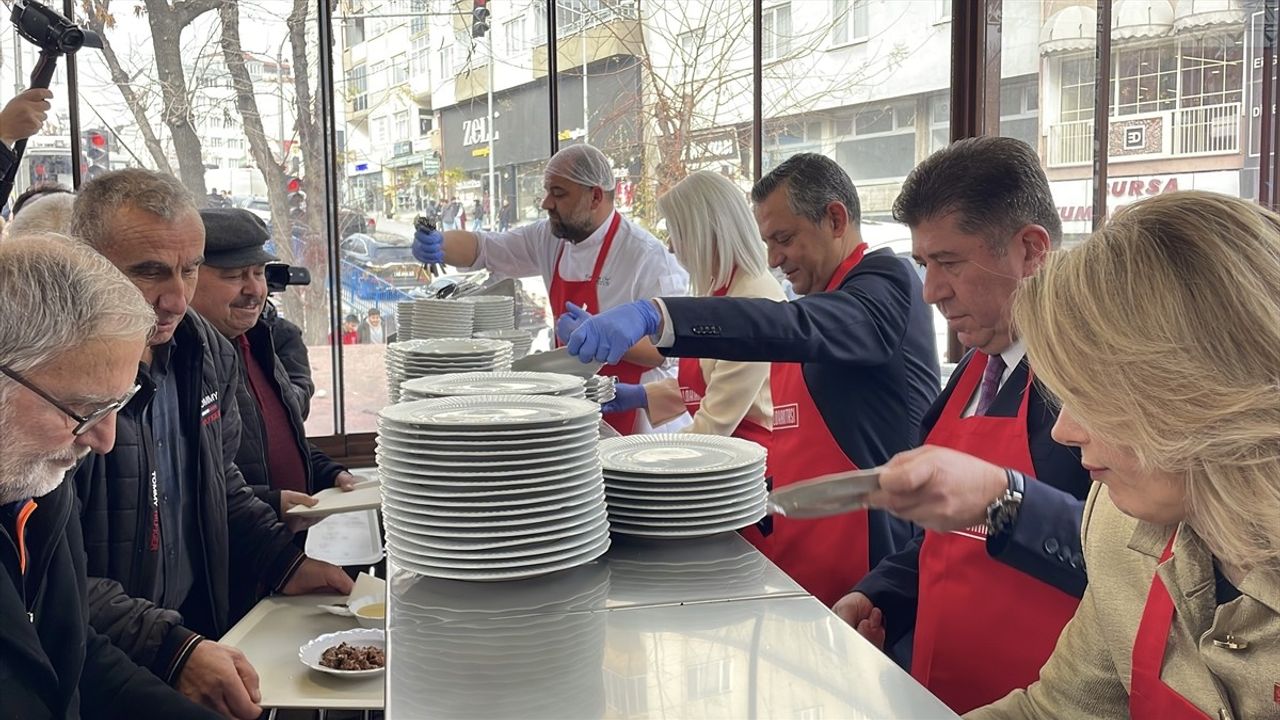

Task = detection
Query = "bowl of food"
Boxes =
[349,595,386,629]
[299,628,385,678]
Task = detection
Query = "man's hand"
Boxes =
[334,471,359,491]
[601,383,648,414]
[412,227,444,265]
[863,445,1008,532]
[555,301,591,345]
[565,300,661,365]
[280,490,319,533]
[281,558,355,595]
[176,641,262,720]
[0,89,52,146]
[833,591,886,650]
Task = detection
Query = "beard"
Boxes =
[548,213,595,243]
[0,407,85,504]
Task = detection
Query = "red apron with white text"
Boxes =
[739,246,870,607]
[1128,530,1212,719]
[911,353,1081,713]
[676,278,773,453]
[549,213,646,434]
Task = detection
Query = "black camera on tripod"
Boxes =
[265,263,311,295]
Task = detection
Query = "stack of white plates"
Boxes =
[385,338,514,403]
[598,434,768,538]
[584,375,615,405]
[410,298,476,339]
[396,301,418,339]
[474,328,533,359]
[399,371,586,402]
[459,296,515,333]
[377,395,611,581]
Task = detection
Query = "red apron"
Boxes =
[676,276,773,451]
[1129,530,1212,719]
[910,353,1081,713]
[739,246,870,607]
[549,213,647,435]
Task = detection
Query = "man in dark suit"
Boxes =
[558,153,940,605]
[840,137,1091,714]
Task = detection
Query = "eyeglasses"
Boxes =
[0,364,140,436]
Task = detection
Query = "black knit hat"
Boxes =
[199,207,277,268]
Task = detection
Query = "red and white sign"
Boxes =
[1052,171,1241,234]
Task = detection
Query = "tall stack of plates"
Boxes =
[385,338,514,403]
[399,371,586,402]
[460,296,515,333]
[584,375,616,405]
[598,434,768,538]
[474,328,533,359]
[377,395,611,580]
[410,298,476,339]
[396,301,418,340]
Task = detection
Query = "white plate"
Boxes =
[377,418,599,441]
[382,484,603,518]
[389,515,610,558]
[392,524,609,569]
[601,459,766,484]
[387,506,608,550]
[400,371,583,398]
[388,535,610,581]
[382,477,602,509]
[599,434,766,475]
[380,395,600,429]
[382,493,604,530]
[298,628,385,678]
[285,484,382,517]
[607,491,767,520]
[605,483,766,510]
[376,439,598,468]
[390,338,509,354]
[378,454,601,483]
[375,432,597,458]
[608,504,767,538]
[604,471,765,495]
[381,465,603,493]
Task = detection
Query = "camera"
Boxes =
[11,0,101,54]
[265,262,311,294]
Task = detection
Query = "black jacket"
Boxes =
[73,313,305,681]
[855,350,1091,651]
[235,315,346,513]
[0,480,218,720]
[660,248,941,566]
[262,304,315,418]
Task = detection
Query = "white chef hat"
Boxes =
[544,143,616,191]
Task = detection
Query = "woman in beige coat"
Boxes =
[600,170,785,441]
[968,191,1280,720]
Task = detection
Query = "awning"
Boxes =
[1112,0,1176,40]
[1040,4,1097,55]
[1173,0,1245,32]
[384,153,425,169]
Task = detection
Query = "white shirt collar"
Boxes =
[995,338,1027,386]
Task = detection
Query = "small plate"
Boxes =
[380,395,600,429]
[298,628,385,678]
[599,434,766,475]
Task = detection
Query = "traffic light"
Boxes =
[471,0,490,38]
[81,129,110,180]
[286,176,306,216]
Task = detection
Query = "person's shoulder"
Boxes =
[733,271,787,301]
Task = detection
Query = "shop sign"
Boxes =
[1053,172,1239,230]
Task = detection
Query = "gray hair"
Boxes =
[70,168,198,251]
[7,192,76,236]
[0,234,154,381]
[659,171,768,296]
[544,143,616,195]
[751,153,862,228]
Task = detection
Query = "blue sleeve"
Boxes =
[986,477,1087,597]
[854,525,923,649]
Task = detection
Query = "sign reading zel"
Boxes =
[462,117,498,147]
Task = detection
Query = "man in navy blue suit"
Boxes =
[560,153,940,604]
[841,136,1091,714]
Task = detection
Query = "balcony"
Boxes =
[1047,102,1242,167]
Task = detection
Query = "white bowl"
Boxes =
[349,595,386,629]
[298,628,386,678]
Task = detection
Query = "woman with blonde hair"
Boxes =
[600,170,785,443]
[968,190,1280,720]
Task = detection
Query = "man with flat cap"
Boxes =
[412,143,689,435]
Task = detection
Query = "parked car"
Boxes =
[340,232,427,300]
[339,207,376,238]
[237,196,273,223]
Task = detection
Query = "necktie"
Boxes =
[975,354,1006,416]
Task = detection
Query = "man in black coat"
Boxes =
[68,170,354,720]
[840,137,1092,712]
[559,153,940,602]
[0,236,216,719]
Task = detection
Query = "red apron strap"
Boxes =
[824,243,868,293]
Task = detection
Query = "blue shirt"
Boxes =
[145,344,196,609]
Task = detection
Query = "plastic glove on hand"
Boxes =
[601,383,647,414]
[412,227,444,265]
[566,300,661,365]
[555,302,592,345]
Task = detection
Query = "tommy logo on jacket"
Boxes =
[148,471,161,552]
[200,391,221,426]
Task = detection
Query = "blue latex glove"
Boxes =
[601,383,647,414]
[566,300,661,365]
[412,227,444,265]
[555,302,591,345]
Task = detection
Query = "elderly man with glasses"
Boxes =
[0,235,218,719]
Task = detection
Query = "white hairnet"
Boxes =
[544,143,616,190]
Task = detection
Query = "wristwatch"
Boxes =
[986,468,1025,536]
